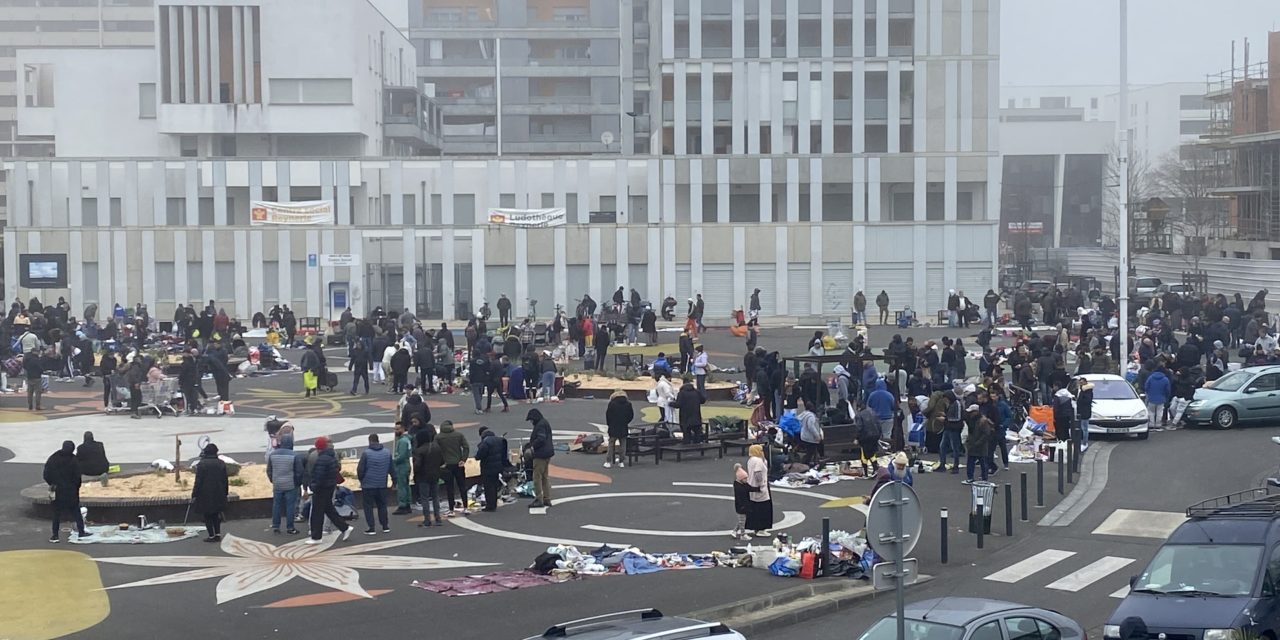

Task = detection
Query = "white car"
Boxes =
[1081,374,1149,440]
[524,609,746,640]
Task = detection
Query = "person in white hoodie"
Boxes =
[831,364,852,405]
[651,375,677,425]
[381,343,397,387]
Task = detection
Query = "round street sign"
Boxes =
[865,481,922,563]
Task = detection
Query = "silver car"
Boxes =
[524,609,746,640]
[1184,365,1280,429]
[857,598,1085,640]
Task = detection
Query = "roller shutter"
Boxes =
[865,265,912,311]
[526,266,555,321]
[629,265,650,304]
[788,264,811,316]
[926,266,945,314]
[567,266,589,310]
[821,265,854,315]
[701,265,734,323]
[486,266,516,309]
[745,265,777,316]
[957,262,994,301]
[601,265,617,302]
[676,265,692,303]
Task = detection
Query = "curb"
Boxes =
[685,574,933,636]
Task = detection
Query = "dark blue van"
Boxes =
[1106,488,1280,640]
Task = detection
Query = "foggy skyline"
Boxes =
[1002,0,1279,87]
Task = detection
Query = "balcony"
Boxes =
[383,87,443,153]
[421,56,498,67]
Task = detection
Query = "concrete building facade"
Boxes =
[4,0,1002,322]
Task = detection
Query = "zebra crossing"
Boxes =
[983,548,1138,597]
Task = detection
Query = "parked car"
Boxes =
[1154,283,1196,297]
[524,609,745,640]
[1183,365,1280,429]
[1105,487,1280,639]
[1021,280,1054,302]
[1130,276,1165,307]
[858,598,1084,640]
[1081,374,1149,439]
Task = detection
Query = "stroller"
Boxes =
[498,436,530,504]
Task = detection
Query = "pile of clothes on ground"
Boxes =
[412,570,571,597]
[1007,416,1057,464]
[529,544,746,579]
[763,530,877,579]
[771,464,860,488]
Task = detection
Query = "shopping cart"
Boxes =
[105,373,131,414]
[138,379,179,417]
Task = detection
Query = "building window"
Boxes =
[187,261,202,301]
[1180,94,1209,110]
[110,197,122,226]
[262,261,279,305]
[1179,120,1210,135]
[291,260,307,303]
[138,83,156,118]
[22,63,54,107]
[1039,96,1068,109]
[215,261,235,301]
[155,262,175,302]
[82,263,99,305]
[499,193,515,208]
[82,198,98,226]
[268,78,353,105]
[1235,251,1252,259]
[454,194,476,225]
[1090,97,1099,109]
[166,197,186,225]
[541,193,554,208]
[179,136,197,157]
[198,197,215,226]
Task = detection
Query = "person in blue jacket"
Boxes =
[861,361,880,405]
[1143,365,1172,432]
[866,378,897,440]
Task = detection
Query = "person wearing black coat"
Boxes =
[604,390,634,468]
[594,323,611,372]
[98,350,117,408]
[306,438,351,542]
[44,440,90,542]
[400,393,431,428]
[524,408,555,508]
[76,431,109,477]
[473,427,507,512]
[675,382,707,443]
[204,347,232,402]
[191,443,229,542]
[485,355,509,412]
[641,307,657,344]
[415,342,436,392]
[348,342,371,395]
[389,347,413,394]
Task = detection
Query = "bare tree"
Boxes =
[1153,147,1228,272]
[1101,143,1155,249]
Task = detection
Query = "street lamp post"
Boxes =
[1117,0,1131,369]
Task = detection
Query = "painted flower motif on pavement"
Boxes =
[95,533,495,604]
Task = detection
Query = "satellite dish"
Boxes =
[197,435,211,451]
[600,131,615,146]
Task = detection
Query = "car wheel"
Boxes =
[1212,406,1237,430]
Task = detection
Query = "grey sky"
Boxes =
[1002,0,1280,87]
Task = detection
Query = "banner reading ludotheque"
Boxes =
[249,200,334,226]
[486,207,567,228]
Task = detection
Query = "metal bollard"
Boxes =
[1005,483,1014,537]
[1073,438,1082,473]
[940,508,949,564]
[1036,459,1045,507]
[1058,454,1065,495]
[976,497,985,549]
[1066,443,1075,485]
[1020,472,1029,522]
[820,517,831,578]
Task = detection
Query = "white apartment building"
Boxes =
[4,0,1002,322]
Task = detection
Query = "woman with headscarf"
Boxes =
[744,445,773,537]
[191,443,229,542]
[43,440,91,542]
[604,389,634,469]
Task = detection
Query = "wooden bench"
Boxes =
[720,438,757,457]
[624,426,674,466]
[658,441,724,463]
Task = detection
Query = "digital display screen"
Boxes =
[19,254,68,289]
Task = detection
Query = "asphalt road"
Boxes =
[0,318,1139,640]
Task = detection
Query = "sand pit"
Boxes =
[79,459,360,501]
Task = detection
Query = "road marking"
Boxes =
[672,481,870,517]
[1091,509,1186,539]
[1110,586,1130,599]
[582,510,806,537]
[552,483,601,490]
[446,514,629,548]
[1038,442,1115,527]
[984,549,1076,583]
[1045,556,1135,592]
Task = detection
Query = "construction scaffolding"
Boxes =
[1205,36,1280,242]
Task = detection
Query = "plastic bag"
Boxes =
[768,556,799,577]
[859,547,881,574]
[778,410,802,437]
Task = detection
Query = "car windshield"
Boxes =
[1206,370,1253,392]
[858,617,965,640]
[1091,379,1138,400]
[1137,278,1161,287]
[1135,544,1261,596]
